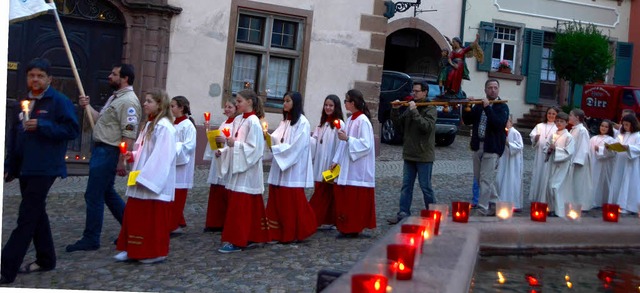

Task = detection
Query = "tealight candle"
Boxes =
[119,141,127,155]
[564,202,582,221]
[451,201,470,223]
[387,244,416,281]
[350,258,395,293]
[420,210,441,236]
[351,274,388,293]
[496,201,514,221]
[429,203,449,224]
[333,119,341,129]
[602,203,619,222]
[530,202,548,222]
[405,216,435,244]
[400,225,425,254]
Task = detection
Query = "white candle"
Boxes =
[21,100,30,121]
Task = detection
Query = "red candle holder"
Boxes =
[333,119,341,129]
[530,202,548,222]
[387,244,416,281]
[602,203,619,222]
[351,274,388,293]
[420,210,441,236]
[119,141,127,154]
[451,201,471,223]
[401,224,425,254]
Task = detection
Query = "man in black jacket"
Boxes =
[462,79,509,215]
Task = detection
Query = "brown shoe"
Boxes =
[386,217,401,225]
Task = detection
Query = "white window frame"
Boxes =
[491,25,519,73]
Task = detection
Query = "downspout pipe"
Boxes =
[460,0,467,40]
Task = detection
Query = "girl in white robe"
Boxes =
[568,109,593,211]
[331,89,376,237]
[495,118,524,209]
[528,107,559,202]
[170,96,197,233]
[589,120,617,208]
[265,92,317,243]
[607,114,640,214]
[309,95,344,229]
[203,99,237,232]
[216,90,268,253]
[115,88,176,264]
[544,112,574,218]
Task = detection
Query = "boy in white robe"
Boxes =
[568,109,593,211]
[544,112,574,217]
[496,117,524,209]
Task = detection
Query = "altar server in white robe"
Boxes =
[115,88,176,264]
[170,96,197,233]
[309,94,344,229]
[331,89,376,238]
[265,92,317,243]
[544,112,574,217]
[495,117,524,209]
[528,107,559,202]
[612,109,635,138]
[203,99,237,232]
[589,120,617,208]
[607,114,640,214]
[567,109,593,211]
[215,90,268,253]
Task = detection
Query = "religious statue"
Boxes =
[440,34,484,99]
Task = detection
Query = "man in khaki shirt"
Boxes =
[67,64,142,252]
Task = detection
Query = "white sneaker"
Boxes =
[171,227,184,234]
[139,256,167,264]
[113,251,129,262]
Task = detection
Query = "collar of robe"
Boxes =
[174,115,188,125]
[147,114,157,122]
[242,111,255,119]
[224,117,234,124]
[351,111,363,120]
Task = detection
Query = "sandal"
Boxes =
[18,261,52,274]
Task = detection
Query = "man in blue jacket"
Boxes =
[2,58,80,284]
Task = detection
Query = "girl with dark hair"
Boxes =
[216,90,269,253]
[607,114,640,214]
[203,98,238,232]
[543,111,574,217]
[309,94,344,229]
[169,96,197,233]
[528,106,559,202]
[330,89,376,237]
[115,88,176,264]
[568,109,593,211]
[264,91,317,243]
[589,120,617,208]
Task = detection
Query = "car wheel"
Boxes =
[381,119,398,144]
[435,134,455,146]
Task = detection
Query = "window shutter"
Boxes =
[521,29,532,75]
[614,42,633,86]
[477,21,494,72]
[524,29,544,104]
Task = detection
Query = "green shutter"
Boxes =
[521,29,532,75]
[524,29,544,104]
[573,84,583,108]
[477,21,494,72]
[614,42,633,86]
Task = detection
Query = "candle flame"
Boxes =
[398,262,405,271]
[374,278,381,290]
[566,281,573,288]
[262,121,268,131]
[423,231,430,240]
[608,212,615,218]
[565,274,570,281]
[497,271,506,284]
[568,210,579,220]
[333,119,341,129]
[455,211,461,217]
[21,100,30,111]
[497,209,510,219]
[222,127,231,137]
[203,112,211,122]
[119,142,127,154]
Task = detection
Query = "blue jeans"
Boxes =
[398,160,434,217]
[472,177,479,205]
[81,143,125,245]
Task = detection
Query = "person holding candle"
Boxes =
[114,88,176,264]
[1,58,80,284]
[528,106,559,203]
[216,90,269,253]
[331,89,376,238]
[170,96,197,234]
[607,114,640,214]
[203,98,238,232]
[567,109,593,211]
[309,94,344,229]
[544,112,574,217]
[67,64,142,252]
[589,120,617,208]
[386,81,437,225]
[495,116,524,210]
[264,91,317,243]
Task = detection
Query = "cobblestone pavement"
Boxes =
[0,135,629,292]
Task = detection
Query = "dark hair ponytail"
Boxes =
[346,89,370,119]
[172,95,195,126]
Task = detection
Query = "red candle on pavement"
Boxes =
[221,127,231,138]
[420,210,441,236]
[387,244,416,281]
[119,141,127,154]
[333,119,341,129]
[401,224,425,253]
[351,274,387,293]
[204,112,211,122]
[452,201,471,223]
[602,203,619,222]
[530,202,548,222]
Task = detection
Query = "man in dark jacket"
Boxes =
[387,81,437,224]
[2,58,80,284]
[462,79,509,215]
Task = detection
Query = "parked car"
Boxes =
[581,84,640,134]
[378,70,460,146]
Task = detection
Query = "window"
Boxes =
[231,12,304,108]
[491,25,518,72]
[541,47,556,82]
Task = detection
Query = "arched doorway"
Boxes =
[383,28,442,76]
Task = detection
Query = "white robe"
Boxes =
[310,120,344,182]
[267,115,314,188]
[332,114,375,188]
[589,134,617,207]
[528,122,557,201]
[127,118,177,202]
[608,132,640,213]
[218,114,265,194]
[495,127,524,209]
[204,119,234,185]
[174,118,197,189]
[569,123,593,210]
[544,129,574,217]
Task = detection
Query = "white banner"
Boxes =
[9,0,55,24]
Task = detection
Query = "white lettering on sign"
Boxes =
[586,97,608,108]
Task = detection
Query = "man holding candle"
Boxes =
[387,81,437,225]
[67,64,142,252]
[2,58,80,284]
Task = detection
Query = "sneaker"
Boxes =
[139,256,166,264]
[66,240,99,252]
[218,243,242,253]
[113,251,129,262]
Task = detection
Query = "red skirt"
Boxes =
[117,197,171,259]
[266,185,317,243]
[171,188,188,231]
[205,184,228,229]
[333,185,376,234]
[221,191,269,247]
[309,182,336,226]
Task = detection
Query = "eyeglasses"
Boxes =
[344,100,352,104]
